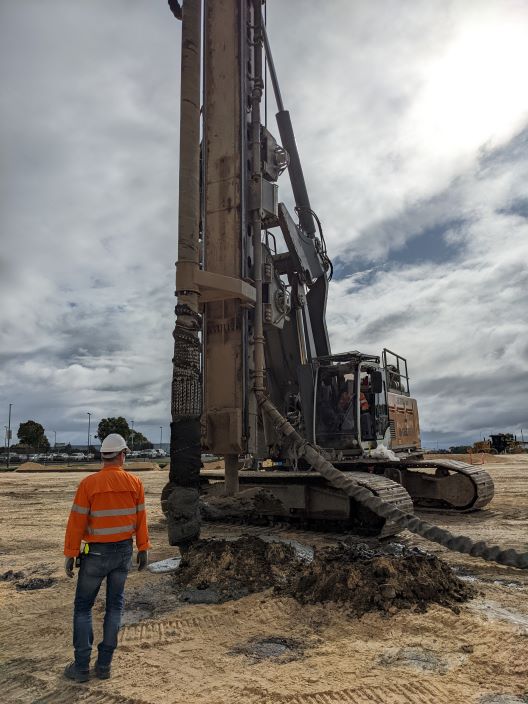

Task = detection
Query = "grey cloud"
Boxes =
[498,197,528,219]
[361,311,414,340]
[1,0,528,447]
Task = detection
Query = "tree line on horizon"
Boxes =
[2,417,153,453]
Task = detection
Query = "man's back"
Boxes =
[63,436,151,682]
[65,464,149,556]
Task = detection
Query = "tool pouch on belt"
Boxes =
[75,543,90,568]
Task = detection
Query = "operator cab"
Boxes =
[312,351,389,455]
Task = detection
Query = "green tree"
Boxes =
[96,417,152,450]
[130,431,152,450]
[17,421,50,452]
[96,417,131,442]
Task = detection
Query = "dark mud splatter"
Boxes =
[15,577,56,591]
[229,636,305,664]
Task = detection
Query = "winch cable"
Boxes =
[258,394,528,570]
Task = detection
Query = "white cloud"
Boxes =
[267,0,528,260]
[326,139,528,440]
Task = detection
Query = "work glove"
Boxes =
[137,550,148,572]
[65,557,75,578]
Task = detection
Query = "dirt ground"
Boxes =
[1,458,527,704]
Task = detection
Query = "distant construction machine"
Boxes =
[164,0,495,543]
[472,434,524,455]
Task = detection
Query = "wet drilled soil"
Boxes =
[174,536,473,616]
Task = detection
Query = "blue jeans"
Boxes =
[73,539,133,669]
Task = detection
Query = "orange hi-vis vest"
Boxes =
[360,392,369,412]
[64,464,151,558]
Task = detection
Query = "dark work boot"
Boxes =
[64,661,90,683]
[93,660,111,679]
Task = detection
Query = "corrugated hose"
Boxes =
[258,395,528,570]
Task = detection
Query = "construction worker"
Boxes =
[360,376,370,412]
[360,376,373,438]
[63,433,151,682]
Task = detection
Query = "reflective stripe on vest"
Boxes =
[90,507,136,517]
[71,503,89,515]
[87,523,136,536]
[89,504,145,518]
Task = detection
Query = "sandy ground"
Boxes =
[0,458,527,704]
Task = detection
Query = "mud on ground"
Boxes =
[0,457,527,704]
[174,536,473,616]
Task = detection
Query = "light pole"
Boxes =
[130,420,135,451]
[7,403,12,469]
[52,430,57,450]
[87,412,91,455]
[160,426,163,450]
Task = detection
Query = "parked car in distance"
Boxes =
[137,450,157,459]
[0,454,20,463]
[70,453,86,461]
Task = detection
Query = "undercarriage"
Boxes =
[201,457,494,539]
[201,468,413,538]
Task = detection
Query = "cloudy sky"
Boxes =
[1,0,527,449]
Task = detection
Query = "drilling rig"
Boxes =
[162,0,495,546]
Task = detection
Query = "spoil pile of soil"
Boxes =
[174,536,474,614]
[15,462,46,472]
[279,542,474,615]
[174,536,296,601]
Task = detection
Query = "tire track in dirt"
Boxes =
[118,613,227,646]
[1,675,45,704]
[0,673,153,704]
[267,680,453,704]
[0,658,155,704]
[118,596,303,648]
[34,686,152,704]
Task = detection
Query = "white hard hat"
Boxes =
[100,433,129,456]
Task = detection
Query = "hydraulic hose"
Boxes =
[257,394,528,570]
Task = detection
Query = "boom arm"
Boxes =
[262,20,331,358]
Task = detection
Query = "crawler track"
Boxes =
[403,458,495,511]
[361,458,495,511]
[202,469,414,538]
